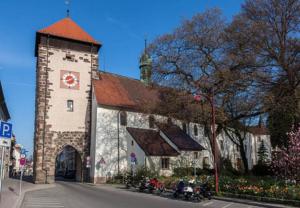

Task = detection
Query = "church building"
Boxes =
[33,17,271,184]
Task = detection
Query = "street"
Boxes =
[21,182,263,208]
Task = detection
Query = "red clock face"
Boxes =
[60,70,80,90]
[65,75,75,85]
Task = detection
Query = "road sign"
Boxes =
[20,158,26,166]
[0,138,11,147]
[0,121,12,139]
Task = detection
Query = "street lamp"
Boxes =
[194,89,219,194]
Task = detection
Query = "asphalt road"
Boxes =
[21,181,264,208]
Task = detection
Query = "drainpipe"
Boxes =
[117,110,121,175]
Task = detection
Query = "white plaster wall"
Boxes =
[47,48,96,131]
[91,105,272,178]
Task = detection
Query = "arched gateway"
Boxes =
[33,17,101,184]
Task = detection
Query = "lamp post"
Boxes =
[194,89,219,194]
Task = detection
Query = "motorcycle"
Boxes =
[148,178,165,193]
[173,180,186,199]
[199,182,212,200]
[138,178,149,192]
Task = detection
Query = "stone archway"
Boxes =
[55,145,82,181]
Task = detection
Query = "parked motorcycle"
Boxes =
[138,178,149,192]
[173,179,186,199]
[148,178,165,193]
[199,182,212,200]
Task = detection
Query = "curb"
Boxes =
[213,196,296,208]
[15,184,56,208]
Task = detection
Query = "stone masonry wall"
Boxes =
[33,40,99,184]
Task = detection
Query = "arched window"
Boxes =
[194,125,198,136]
[167,117,172,125]
[182,122,187,133]
[149,115,155,128]
[120,111,127,126]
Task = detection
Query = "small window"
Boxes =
[182,123,187,133]
[120,111,127,126]
[167,117,172,125]
[194,152,199,159]
[161,158,170,169]
[194,125,198,136]
[149,115,155,128]
[67,100,73,112]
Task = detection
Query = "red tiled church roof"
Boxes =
[93,72,159,109]
[248,125,269,135]
[157,123,205,151]
[127,127,179,156]
[38,17,100,45]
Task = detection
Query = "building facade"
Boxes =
[33,17,100,183]
[33,17,272,184]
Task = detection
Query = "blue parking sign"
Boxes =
[0,121,12,139]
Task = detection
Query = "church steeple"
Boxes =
[139,39,152,85]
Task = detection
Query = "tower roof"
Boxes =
[38,17,100,45]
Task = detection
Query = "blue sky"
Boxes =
[0,0,244,154]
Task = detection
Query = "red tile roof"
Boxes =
[127,127,179,156]
[248,125,269,135]
[38,17,100,45]
[93,72,159,109]
[157,123,205,151]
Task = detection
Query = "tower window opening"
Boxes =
[67,100,74,112]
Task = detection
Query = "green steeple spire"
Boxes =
[139,39,152,85]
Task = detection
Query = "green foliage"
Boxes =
[257,141,269,165]
[219,175,300,201]
[220,158,241,176]
[172,167,214,177]
[252,164,272,176]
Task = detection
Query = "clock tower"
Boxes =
[33,17,101,183]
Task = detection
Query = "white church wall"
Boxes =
[91,104,272,182]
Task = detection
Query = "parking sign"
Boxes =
[0,121,12,139]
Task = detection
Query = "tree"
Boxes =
[257,140,269,165]
[225,0,300,148]
[271,126,300,184]
[147,8,264,173]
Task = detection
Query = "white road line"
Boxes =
[202,201,214,207]
[222,203,234,208]
[25,205,64,208]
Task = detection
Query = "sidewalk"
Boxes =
[0,177,55,208]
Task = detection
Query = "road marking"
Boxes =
[202,201,214,206]
[222,203,234,208]
[25,205,64,208]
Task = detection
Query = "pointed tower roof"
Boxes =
[38,17,100,45]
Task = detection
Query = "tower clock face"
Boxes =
[60,70,80,90]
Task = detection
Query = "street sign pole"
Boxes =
[0,146,5,201]
[19,167,23,196]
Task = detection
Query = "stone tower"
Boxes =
[33,17,101,184]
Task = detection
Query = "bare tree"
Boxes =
[225,0,300,148]
[147,9,264,172]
